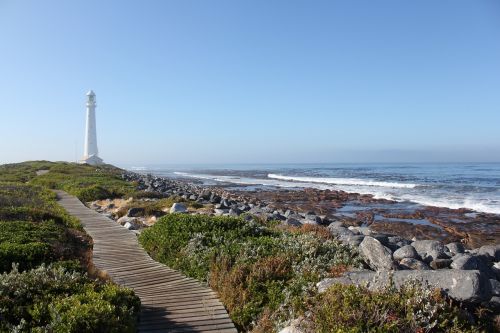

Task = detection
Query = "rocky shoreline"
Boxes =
[88,171,500,312]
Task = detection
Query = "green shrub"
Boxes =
[308,283,483,333]
[0,264,140,332]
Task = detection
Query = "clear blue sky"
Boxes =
[1,0,499,165]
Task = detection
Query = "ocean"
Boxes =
[127,163,500,215]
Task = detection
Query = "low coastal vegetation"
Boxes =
[0,161,140,332]
[309,283,483,333]
[139,214,494,332]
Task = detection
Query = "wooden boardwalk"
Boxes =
[56,191,237,333]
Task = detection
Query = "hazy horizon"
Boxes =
[1,1,500,165]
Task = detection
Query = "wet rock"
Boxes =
[170,203,187,213]
[478,244,500,261]
[446,242,465,255]
[393,245,419,261]
[399,258,431,270]
[317,269,491,303]
[359,236,395,271]
[430,259,453,270]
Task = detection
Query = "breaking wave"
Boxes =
[267,174,418,189]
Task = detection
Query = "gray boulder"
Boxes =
[446,242,465,255]
[399,258,431,270]
[342,235,365,247]
[214,208,229,216]
[316,269,491,303]
[328,225,354,238]
[170,203,187,213]
[451,254,495,278]
[430,259,453,270]
[328,221,344,229]
[359,236,395,271]
[393,245,419,261]
[478,245,500,262]
[117,216,137,226]
[412,240,446,259]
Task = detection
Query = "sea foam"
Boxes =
[267,174,417,189]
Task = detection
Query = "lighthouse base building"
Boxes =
[79,90,104,166]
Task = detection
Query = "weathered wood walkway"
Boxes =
[56,191,237,333]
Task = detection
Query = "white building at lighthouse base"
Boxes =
[79,155,103,166]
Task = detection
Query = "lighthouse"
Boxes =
[79,90,104,165]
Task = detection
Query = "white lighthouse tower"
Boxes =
[79,90,104,165]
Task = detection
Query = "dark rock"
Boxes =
[228,208,241,217]
[399,258,431,270]
[393,245,419,261]
[430,259,453,270]
[284,217,303,227]
[489,296,500,310]
[359,236,395,271]
[489,279,500,296]
[317,269,491,303]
